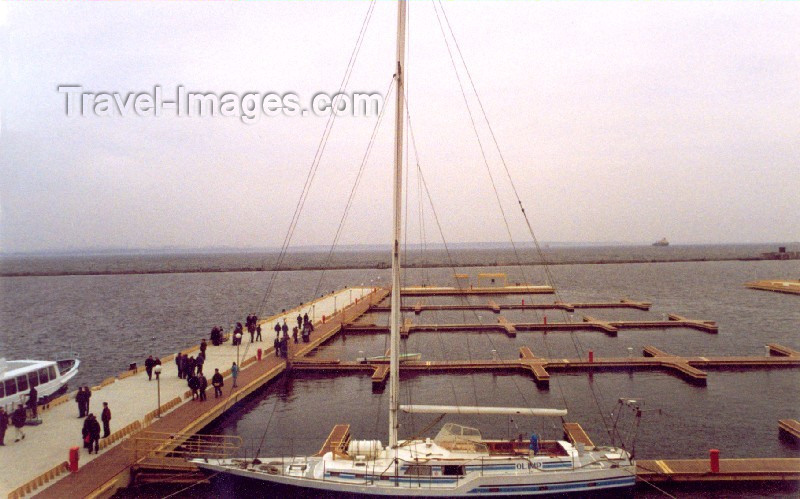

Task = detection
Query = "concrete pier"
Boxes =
[1,287,384,498]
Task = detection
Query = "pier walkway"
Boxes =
[2,287,387,499]
[745,279,800,295]
[293,344,800,388]
[344,313,718,338]
[370,298,653,313]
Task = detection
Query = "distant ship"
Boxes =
[652,238,669,247]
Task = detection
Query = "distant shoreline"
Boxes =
[1,256,780,278]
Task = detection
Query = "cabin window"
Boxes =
[28,371,39,388]
[404,465,432,476]
[49,366,57,380]
[39,368,49,384]
[4,379,15,396]
[442,465,465,476]
[16,375,28,392]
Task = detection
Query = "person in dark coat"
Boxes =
[303,312,309,325]
[101,402,111,438]
[76,387,86,417]
[188,374,199,400]
[297,314,303,330]
[273,334,281,357]
[145,355,155,381]
[281,320,289,337]
[196,353,205,375]
[211,369,224,398]
[83,386,92,415]
[274,322,281,337]
[12,405,26,442]
[0,407,9,445]
[198,375,208,401]
[27,386,38,418]
[255,324,262,342]
[83,413,101,453]
[292,326,299,344]
[200,339,208,356]
[175,353,184,379]
[186,356,196,377]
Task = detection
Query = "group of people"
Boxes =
[175,349,205,379]
[209,325,226,346]
[76,386,93,417]
[273,312,314,357]
[187,362,239,401]
[80,402,111,454]
[144,355,162,381]
[246,314,262,342]
[0,405,28,445]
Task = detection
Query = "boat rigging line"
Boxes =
[253,0,377,319]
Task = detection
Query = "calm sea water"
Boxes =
[2,245,799,497]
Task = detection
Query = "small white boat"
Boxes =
[362,352,422,362]
[1,356,80,412]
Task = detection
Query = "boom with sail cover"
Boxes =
[401,405,567,417]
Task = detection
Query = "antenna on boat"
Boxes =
[610,398,661,460]
[388,0,407,451]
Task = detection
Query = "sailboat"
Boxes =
[194,1,636,495]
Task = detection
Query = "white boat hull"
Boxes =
[197,458,635,496]
[194,438,636,497]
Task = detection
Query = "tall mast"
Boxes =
[389,0,406,450]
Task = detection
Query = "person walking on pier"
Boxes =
[281,319,289,338]
[292,326,299,344]
[101,402,111,438]
[76,387,86,417]
[198,375,208,401]
[0,407,9,445]
[297,314,303,331]
[83,386,92,415]
[231,362,240,388]
[274,322,281,338]
[188,374,199,400]
[145,355,155,381]
[303,312,309,326]
[12,405,26,442]
[200,338,208,356]
[212,369,224,398]
[83,413,100,454]
[196,352,205,376]
[281,332,289,357]
[273,333,281,358]
[27,385,38,419]
[255,324,262,342]
[175,353,183,379]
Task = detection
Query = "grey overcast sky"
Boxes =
[1,1,798,253]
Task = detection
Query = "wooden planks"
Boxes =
[745,279,800,295]
[562,422,595,448]
[779,419,800,441]
[637,458,800,482]
[316,424,351,457]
